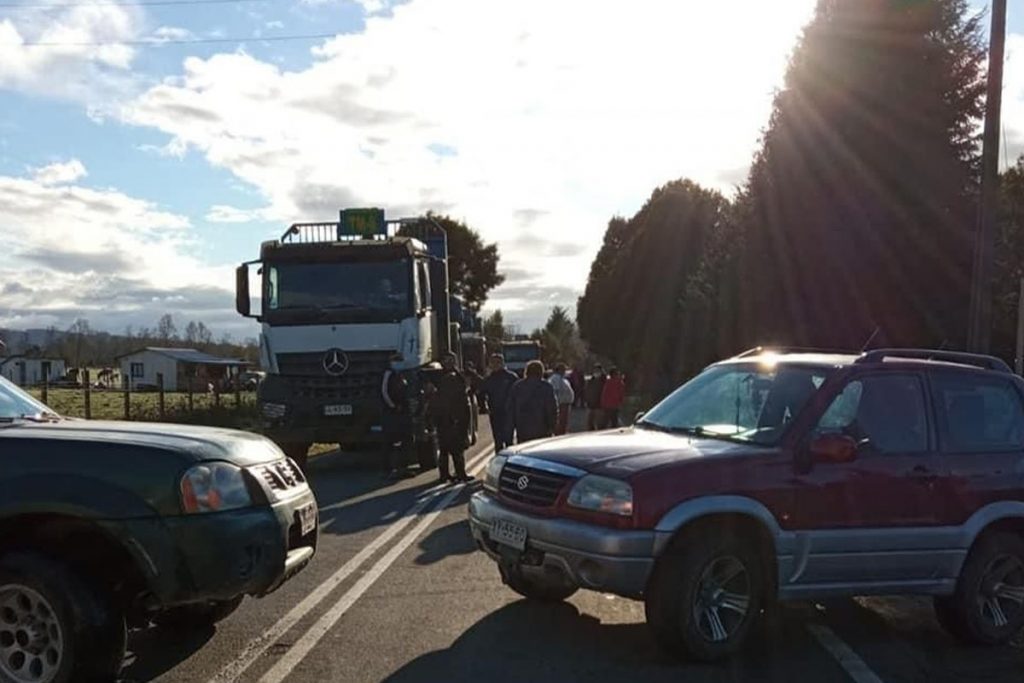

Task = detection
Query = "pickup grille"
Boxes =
[255,459,307,492]
[498,462,572,508]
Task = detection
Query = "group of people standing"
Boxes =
[381,352,626,482]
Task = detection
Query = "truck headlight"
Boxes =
[567,475,633,516]
[180,463,253,513]
[483,455,507,492]
[261,402,287,419]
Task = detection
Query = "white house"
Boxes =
[0,356,67,387]
[116,347,248,392]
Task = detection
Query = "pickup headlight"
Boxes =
[483,455,507,492]
[261,402,287,419]
[180,463,253,513]
[567,475,633,516]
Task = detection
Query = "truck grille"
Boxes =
[276,350,394,377]
[273,350,396,401]
[498,462,572,508]
[254,459,307,492]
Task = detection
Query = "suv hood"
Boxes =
[0,420,284,466]
[507,427,763,478]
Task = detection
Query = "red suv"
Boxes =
[468,348,1024,660]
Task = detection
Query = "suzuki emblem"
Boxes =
[322,348,350,376]
[516,475,530,491]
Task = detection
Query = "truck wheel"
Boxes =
[644,529,764,661]
[939,532,1024,645]
[155,596,244,630]
[417,439,439,471]
[0,552,126,683]
[280,442,312,471]
[498,564,577,602]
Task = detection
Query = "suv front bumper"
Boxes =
[468,491,656,599]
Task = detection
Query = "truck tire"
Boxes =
[937,532,1024,645]
[155,596,244,630]
[644,528,765,662]
[0,552,126,683]
[498,564,577,602]
[280,442,312,472]
[417,439,439,471]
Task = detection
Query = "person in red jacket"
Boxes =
[600,367,626,428]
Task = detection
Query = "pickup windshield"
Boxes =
[638,362,833,445]
[265,259,414,323]
[0,376,60,421]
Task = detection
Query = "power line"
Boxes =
[1,0,264,8]
[8,30,339,46]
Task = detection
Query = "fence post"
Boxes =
[123,375,131,420]
[83,369,91,420]
[214,386,221,409]
[188,380,194,413]
[42,374,48,406]
[234,367,242,411]
[157,373,165,419]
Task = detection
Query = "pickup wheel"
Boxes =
[0,552,126,683]
[645,529,764,661]
[939,532,1024,645]
[280,442,312,471]
[417,438,439,471]
[498,565,578,602]
[154,596,244,630]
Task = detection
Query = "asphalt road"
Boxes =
[122,420,1024,683]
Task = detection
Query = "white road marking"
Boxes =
[807,624,886,683]
[256,453,492,683]
[210,445,494,683]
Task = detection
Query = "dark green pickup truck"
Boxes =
[0,376,318,682]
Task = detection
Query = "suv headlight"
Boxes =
[567,475,633,516]
[180,463,253,513]
[261,402,287,419]
[483,455,507,492]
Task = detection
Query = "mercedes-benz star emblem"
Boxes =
[322,348,350,376]
[516,475,530,491]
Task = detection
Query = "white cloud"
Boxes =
[120,0,821,328]
[31,158,87,185]
[1002,33,1024,166]
[265,20,285,30]
[205,204,271,223]
[151,26,194,43]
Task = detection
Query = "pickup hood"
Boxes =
[507,427,763,478]
[0,420,283,466]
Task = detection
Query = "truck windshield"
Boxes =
[637,362,833,445]
[503,345,539,362]
[266,260,413,322]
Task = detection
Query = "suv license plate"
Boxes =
[490,519,527,551]
[324,404,353,416]
[297,502,317,536]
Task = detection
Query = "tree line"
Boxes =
[577,0,1024,399]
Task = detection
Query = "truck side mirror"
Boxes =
[236,264,251,317]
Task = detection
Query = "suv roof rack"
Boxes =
[732,346,855,359]
[855,348,1012,374]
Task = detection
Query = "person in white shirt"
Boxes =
[548,363,575,435]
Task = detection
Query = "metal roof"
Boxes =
[116,347,248,366]
[0,355,66,367]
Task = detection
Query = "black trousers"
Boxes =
[437,422,467,479]
[489,412,510,451]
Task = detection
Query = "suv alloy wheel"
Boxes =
[937,533,1024,644]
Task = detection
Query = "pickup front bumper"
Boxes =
[468,492,656,599]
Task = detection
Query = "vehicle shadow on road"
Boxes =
[119,624,215,682]
[817,596,1024,682]
[382,600,837,683]
[414,519,477,565]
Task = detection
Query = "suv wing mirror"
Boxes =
[808,433,858,464]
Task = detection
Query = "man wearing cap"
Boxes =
[430,352,472,483]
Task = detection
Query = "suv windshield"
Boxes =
[639,362,832,445]
[265,259,413,323]
[0,376,59,421]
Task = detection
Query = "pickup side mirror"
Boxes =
[808,433,858,464]
[236,264,252,317]
[634,410,646,423]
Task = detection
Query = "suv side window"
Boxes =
[930,373,1024,453]
[814,374,928,454]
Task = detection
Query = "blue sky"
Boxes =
[1,0,1022,340]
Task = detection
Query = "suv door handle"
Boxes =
[909,464,939,483]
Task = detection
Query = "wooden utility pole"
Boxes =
[967,0,1007,352]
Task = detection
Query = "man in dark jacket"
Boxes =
[381,353,412,480]
[584,364,607,430]
[478,353,518,450]
[508,360,557,444]
[430,351,472,483]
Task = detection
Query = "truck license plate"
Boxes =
[323,404,353,416]
[490,519,527,551]
[297,502,317,536]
